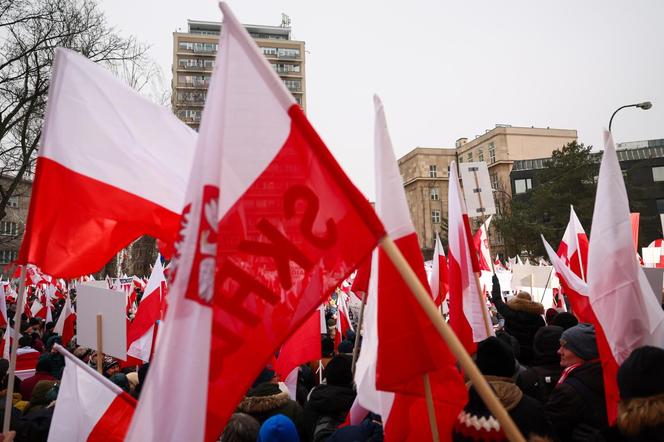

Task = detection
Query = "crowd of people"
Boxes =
[0,275,661,442]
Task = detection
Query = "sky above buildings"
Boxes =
[98,0,664,198]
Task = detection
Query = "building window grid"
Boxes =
[478,149,484,162]
[431,210,441,224]
[488,142,496,164]
[467,152,473,162]
[0,250,17,264]
[430,188,439,200]
[490,173,499,190]
[514,178,533,194]
[7,197,18,208]
[653,166,664,182]
[0,221,18,236]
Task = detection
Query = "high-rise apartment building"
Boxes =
[398,125,578,257]
[172,19,306,129]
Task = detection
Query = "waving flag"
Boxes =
[19,48,196,278]
[49,344,136,442]
[126,4,385,441]
[355,96,466,441]
[448,162,493,354]
[54,295,76,347]
[472,215,493,272]
[429,233,449,306]
[557,205,588,281]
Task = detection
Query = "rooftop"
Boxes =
[186,19,291,39]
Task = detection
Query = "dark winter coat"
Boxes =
[304,384,355,441]
[545,361,608,442]
[491,282,545,365]
[516,325,564,403]
[453,376,553,441]
[237,382,307,441]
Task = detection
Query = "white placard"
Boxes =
[459,162,496,217]
[82,280,110,289]
[76,285,127,360]
[642,247,661,266]
[511,264,558,289]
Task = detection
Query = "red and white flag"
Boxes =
[429,233,449,307]
[126,5,384,441]
[587,131,664,363]
[18,48,196,278]
[350,254,372,301]
[337,291,353,339]
[354,96,466,441]
[49,344,136,442]
[274,309,321,381]
[557,205,588,281]
[448,162,493,354]
[54,295,76,347]
[126,255,166,363]
[543,235,620,423]
[472,215,493,272]
[0,284,7,329]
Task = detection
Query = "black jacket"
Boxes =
[491,276,545,365]
[516,325,564,403]
[304,384,355,441]
[545,361,608,442]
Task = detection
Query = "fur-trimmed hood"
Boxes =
[618,393,664,437]
[507,297,544,315]
[237,383,290,414]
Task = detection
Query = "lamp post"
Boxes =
[608,101,652,132]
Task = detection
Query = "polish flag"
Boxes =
[49,344,136,442]
[54,295,76,347]
[543,236,620,423]
[126,5,385,441]
[354,96,466,441]
[127,256,165,363]
[448,162,493,354]
[472,215,493,272]
[274,309,321,380]
[587,132,664,363]
[18,48,196,278]
[0,285,7,329]
[557,205,589,281]
[337,291,353,339]
[350,254,372,300]
[429,233,449,307]
[132,275,147,291]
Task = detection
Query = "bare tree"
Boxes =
[0,0,158,221]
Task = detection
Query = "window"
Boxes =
[431,210,441,224]
[0,221,18,236]
[277,48,300,59]
[262,47,278,56]
[488,142,496,164]
[430,188,439,200]
[0,250,17,264]
[467,152,473,162]
[7,197,18,208]
[478,149,484,162]
[283,79,301,91]
[514,178,532,194]
[652,166,664,182]
[490,173,499,190]
[429,165,437,178]
[657,199,664,214]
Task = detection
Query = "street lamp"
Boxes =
[608,101,653,132]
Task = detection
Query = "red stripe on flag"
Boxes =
[448,251,476,355]
[19,157,180,278]
[88,392,137,442]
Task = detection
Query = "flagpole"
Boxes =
[422,373,440,442]
[350,292,366,376]
[379,236,526,442]
[3,266,26,435]
[540,268,553,304]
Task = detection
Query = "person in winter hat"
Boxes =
[453,337,552,441]
[516,326,564,403]
[552,312,579,331]
[491,275,545,365]
[304,355,355,441]
[220,412,261,442]
[592,346,664,442]
[258,414,300,442]
[544,323,608,441]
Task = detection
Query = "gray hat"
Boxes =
[561,323,598,360]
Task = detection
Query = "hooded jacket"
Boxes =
[304,384,355,441]
[491,276,545,365]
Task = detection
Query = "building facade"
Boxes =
[511,138,664,249]
[172,19,306,129]
[0,177,32,268]
[398,125,578,257]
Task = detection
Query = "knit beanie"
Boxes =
[258,414,299,442]
[552,312,579,330]
[532,326,564,363]
[476,337,515,378]
[617,345,664,400]
[324,355,353,386]
[560,323,598,360]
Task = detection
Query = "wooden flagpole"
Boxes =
[423,373,440,442]
[3,266,26,435]
[350,292,366,376]
[96,315,103,375]
[379,236,526,442]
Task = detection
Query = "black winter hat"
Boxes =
[618,346,664,400]
[552,312,579,330]
[324,355,353,386]
[533,326,564,361]
[476,337,515,378]
[337,340,354,354]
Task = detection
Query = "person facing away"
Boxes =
[516,325,565,403]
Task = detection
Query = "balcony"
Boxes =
[277,53,300,60]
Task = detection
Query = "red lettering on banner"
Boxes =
[284,185,337,249]
[238,219,313,290]
[216,260,279,324]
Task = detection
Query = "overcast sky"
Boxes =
[99,0,664,198]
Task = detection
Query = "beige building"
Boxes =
[172,19,306,129]
[399,125,578,257]
[0,177,32,268]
